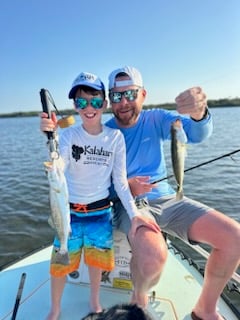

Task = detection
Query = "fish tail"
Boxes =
[176,189,184,201]
[52,251,70,265]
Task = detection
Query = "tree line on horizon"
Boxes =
[1,97,240,118]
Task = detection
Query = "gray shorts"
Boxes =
[112,195,212,244]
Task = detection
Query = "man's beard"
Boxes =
[113,108,140,127]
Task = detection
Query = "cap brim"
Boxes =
[68,87,77,99]
[68,83,104,99]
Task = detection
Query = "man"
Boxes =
[106,66,240,320]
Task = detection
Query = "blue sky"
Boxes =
[1,0,239,114]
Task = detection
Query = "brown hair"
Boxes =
[73,85,106,100]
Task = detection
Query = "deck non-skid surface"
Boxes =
[1,245,238,320]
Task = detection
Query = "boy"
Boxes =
[40,72,156,320]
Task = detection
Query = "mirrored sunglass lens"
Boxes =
[124,90,137,101]
[91,98,103,109]
[75,98,88,109]
[111,92,122,103]
[75,98,103,109]
[110,90,138,103]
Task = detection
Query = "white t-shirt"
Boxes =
[59,124,139,219]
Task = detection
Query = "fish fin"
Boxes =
[48,216,56,229]
[52,251,70,265]
[176,190,184,201]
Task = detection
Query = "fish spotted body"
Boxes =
[171,119,187,200]
[44,157,71,265]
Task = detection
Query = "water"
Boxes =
[0,108,240,311]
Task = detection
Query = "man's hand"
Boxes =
[175,87,207,121]
[128,176,158,197]
[128,216,161,241]
[40,112,58,132]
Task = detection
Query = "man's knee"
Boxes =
[131,228,168,276]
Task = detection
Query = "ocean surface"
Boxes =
[0,107,240,312]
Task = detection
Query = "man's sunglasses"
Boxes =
[74,97,104,110]
[109,89,140,104]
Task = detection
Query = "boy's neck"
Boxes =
[82,123,103,135]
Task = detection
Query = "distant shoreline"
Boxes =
[1,98,240,118]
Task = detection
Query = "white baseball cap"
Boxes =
[108,66,143,90]
[68,72,105,99]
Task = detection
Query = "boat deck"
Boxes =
[1,241,238,320]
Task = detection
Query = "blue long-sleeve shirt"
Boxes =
[105,108,213,200]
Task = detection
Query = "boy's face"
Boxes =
[74,88,107,130]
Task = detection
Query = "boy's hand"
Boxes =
[128,216,161,240]
[40,112,58,132]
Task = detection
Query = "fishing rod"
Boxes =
[11,273,26,320]
[40,88,58,159]
[39,88,75,158]
[151,148,240,184]
[40,88,67,119]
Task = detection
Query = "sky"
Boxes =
[1,0,239,114]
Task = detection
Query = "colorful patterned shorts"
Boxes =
[50,208,114,277]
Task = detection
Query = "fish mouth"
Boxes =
[44,161,53,168]
[172,119,182,128]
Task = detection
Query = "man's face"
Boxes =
[109,76,146,128]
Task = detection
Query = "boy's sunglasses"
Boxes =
[74,97,104,110]
[109,89,140,104]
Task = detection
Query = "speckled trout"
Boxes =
[44,157,71,265]
[171,119,187,200]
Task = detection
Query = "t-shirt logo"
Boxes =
[79,73,96,83]
[71,144,113,164]
[72,145,84,161]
